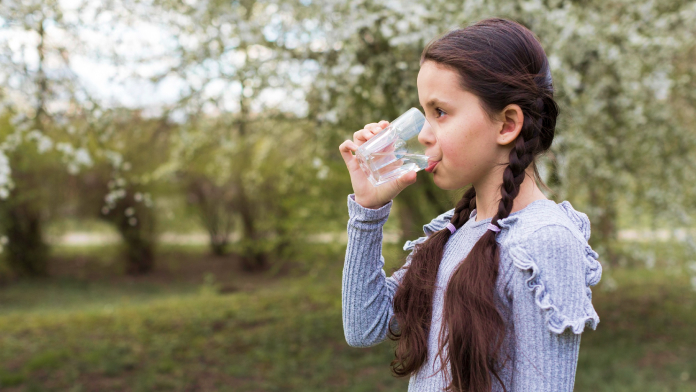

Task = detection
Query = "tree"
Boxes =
[0,0,99,275]
[137,0,329,269]
[172,112,324,270]
[75,108,172,274]
[0,115,73,276]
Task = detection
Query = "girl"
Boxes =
[338,18,602,392]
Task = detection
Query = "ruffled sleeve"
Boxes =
[397,208,454,295]
[402,208,455,252]
[506,224,601,335]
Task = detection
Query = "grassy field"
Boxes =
[0,242,695,391]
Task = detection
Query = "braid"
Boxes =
[449,187,477,230]
[494,104,544,224]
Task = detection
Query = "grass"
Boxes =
[576,267,696,392]
[0,243,406,391]
[0,282,403,391]
[0,242,695,391]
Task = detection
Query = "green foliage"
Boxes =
[170,111,338,268]
[1,0,695,280]
[72,109,177,274]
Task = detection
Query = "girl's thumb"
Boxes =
[395,171,418,191]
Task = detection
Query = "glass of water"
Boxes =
[355,108,436,187]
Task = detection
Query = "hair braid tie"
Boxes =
[446,187,477,234]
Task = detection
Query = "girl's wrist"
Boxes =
[355,197,389,210]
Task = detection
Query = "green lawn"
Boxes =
[0,243,695,391]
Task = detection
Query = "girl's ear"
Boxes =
[496,104,524,146]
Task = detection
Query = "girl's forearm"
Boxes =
[342,194,396,347]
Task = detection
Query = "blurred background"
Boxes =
[0,0,695,390]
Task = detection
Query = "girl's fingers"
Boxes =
[355,123,377,140]
[339,140,358,166]
[354,122,388,144]
[367,121,388,133]
[354,129,373,144]
[350,121,391,148]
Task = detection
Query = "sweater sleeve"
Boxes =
[506,225,600,392]
[342,194,413,348]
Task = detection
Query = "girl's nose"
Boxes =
[418,119,437,148]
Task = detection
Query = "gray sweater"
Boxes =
[342,194,602,391]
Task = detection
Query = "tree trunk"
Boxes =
[3,201,48,277]
[186,176,235,257]
[233,90,269,271]
[590,186,618,266]
[210,236,228,257]
[119,224,155,275]
[236,182,267,271]
[101,193,157,275]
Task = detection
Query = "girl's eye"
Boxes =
[435,108,446,118]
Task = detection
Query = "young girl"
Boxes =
[338,18,602,392]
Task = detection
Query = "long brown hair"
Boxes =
[388,19,558,392]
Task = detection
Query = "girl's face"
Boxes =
[417,61,510,191]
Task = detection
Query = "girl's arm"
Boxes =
[505,225,601,391]
[342,194,413,348]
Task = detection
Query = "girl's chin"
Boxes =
[432,172,448,189]
[433,172,463,191]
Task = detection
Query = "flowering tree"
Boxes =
[132,0,330,269]
[1,0,694,278]
[0,0,164,275]
[0,0,99,275]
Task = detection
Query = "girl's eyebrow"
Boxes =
[423,98,449,108]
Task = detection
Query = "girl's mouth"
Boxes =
[425,160,439,173]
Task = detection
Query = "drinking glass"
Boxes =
[355,108,436,187]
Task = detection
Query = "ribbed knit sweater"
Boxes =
[342,193,602,391]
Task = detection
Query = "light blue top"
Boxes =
[342,194,602,391]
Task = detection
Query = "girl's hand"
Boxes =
[339,120,418,209]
